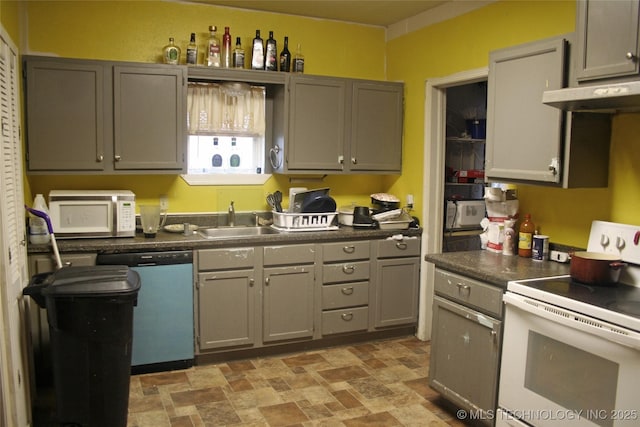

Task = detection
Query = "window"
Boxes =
[183,81,268,185]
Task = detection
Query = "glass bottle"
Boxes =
[221,26,231,68]
[279,36,291,72]
[230,137,240,168]
[186,32,198,65]
[162,37,181,65]
[518,213,536,257]
[206,26,221,67]
[233,37,245,69]
[293,43,305,73]
[264,31,278,71]
[251,30,264,70]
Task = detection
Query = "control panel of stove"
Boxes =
[587,221,640,264]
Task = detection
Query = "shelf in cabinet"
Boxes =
[446,137,486,143]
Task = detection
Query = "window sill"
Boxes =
[180,174,272,186]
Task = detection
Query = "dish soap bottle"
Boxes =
[518,214,535,257]
[29,194,51,244]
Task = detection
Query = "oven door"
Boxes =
[498,292,640,427]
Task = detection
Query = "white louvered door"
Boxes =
[0,26,31,427]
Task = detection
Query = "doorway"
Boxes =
[417,68,488,341]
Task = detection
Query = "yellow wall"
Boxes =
[20,0,390,212]
[10,0,640,247]
[386,0,640,248]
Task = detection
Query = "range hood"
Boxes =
[542,80,640,113]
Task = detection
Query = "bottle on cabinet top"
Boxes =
[186,32,198,65]
[206,26,221,67]
[251,30,264,70]
[293,43,305,73]
[279,36,291,72]
[233,37,245,69]
[264,31,278,71]
[162,37,181,65]
[221,26,232,68]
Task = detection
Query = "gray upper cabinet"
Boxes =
[486,37,566,184]
[575,0,640,83]
[486,36,611,188]
[276,75,403,174]
[24,56,187,174]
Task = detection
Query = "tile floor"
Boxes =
[126,336,466,427]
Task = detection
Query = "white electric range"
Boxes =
[497,221,640,427]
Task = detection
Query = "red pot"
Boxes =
[570,251,626,286]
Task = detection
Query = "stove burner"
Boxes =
[607,301,640,317]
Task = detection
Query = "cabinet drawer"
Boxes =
[322,306,368,335]
[198,247,255,270]
[322,282,368,309]
[376,238,420,258]
[323,241,370,262]
[323,261,369,284]
[434,269,503,318]
[263,244,315,266]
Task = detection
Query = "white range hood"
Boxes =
[542,80,640,113]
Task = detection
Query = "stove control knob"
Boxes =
[600,234,610,248]
[616,236,625,251]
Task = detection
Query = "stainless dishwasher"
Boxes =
[97,251,194,374]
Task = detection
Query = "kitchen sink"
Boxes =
[197,226,280,239]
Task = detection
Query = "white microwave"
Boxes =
[48,190,136,239]
[445,199,486,230]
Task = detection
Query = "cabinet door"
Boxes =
[113,65,186,171]
[287,76,346,171]
[486,37,566,183]
[429,296,501,423]
[349,81,403,173]
[263,265,314,342]
[197,270,256,350]
[575,0,640,82]
[26,58,108,171]
[374,257,419,328]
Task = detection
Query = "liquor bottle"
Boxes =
[251,30,264,70]
[230,137,241,168]
[518,213,536,257]
[186,32,198,65]
[233,37,245,69]
[221,26,232,68]
[206,26,221,67]
[162,37,181,65]
[293,43,305,73]
[279,36,291,72]
[264,31,278,71]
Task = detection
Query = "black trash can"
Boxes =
[24,265,141,427]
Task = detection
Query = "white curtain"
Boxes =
[187,82,265,135]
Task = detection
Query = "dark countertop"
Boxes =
[28,226,423,255]
[425,250,571,288]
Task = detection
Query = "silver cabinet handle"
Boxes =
[338,155,344,164]
[114,155,121,161]
[395,242,408,250]
[626,52,637,61]
[341,313,353,321]
[456,283,471,295]
[342,264,355,274]
[351,157,357,164]
[343,245,355,253]
[341,287,354,295]
[265,277,270,286]
[249,278,254,287]
[97,155,104,162]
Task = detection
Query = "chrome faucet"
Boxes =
[228,201,235,227]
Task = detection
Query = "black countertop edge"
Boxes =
[28,226,422,255]
[424,250,571,289]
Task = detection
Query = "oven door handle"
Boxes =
[504,292,640,350]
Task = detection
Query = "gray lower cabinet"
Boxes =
[24,55,187,174]
[196,247,258,350]
[277,75,403,174]
[373,238,420,328]
[486,36,611,188]
[321,241,371,335]
[263,244,315,342]
[575,0,640,82]
[429,269,503,426]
